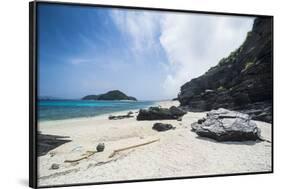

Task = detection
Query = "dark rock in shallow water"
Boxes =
[191,108,261,141]
[177,18,273,123]
[153,123,175,132]
[108,112,134,120]
[127,111,134,115]
[137,106,186,120]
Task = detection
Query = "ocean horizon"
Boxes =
[38,99,155,122]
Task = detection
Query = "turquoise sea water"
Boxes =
[38,100,154,122]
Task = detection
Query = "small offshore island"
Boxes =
[82,90,137,101]
[37,16,272,187]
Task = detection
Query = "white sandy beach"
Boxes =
[38,100,272,187]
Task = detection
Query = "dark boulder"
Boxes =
[96,143,105,152]
[50,163,60,170]
[137,106,186,121]
[169,106,186,117]
[191,108,261,141]
[152,123,175,132]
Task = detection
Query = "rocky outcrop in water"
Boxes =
[82,90,137,101]
[178,18,273,123]
[191,108,261,141]
[137,106,186,120]
[108,112,134,120]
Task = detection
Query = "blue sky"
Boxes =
[38,3,254,100]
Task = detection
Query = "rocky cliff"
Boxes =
[178,17,273,123]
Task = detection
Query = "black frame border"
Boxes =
[29,1,274,188]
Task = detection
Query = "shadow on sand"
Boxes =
[195,136,262,146]
[38,133,71,156]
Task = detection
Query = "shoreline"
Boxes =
[38,100,178,126]
[38,100,271,187]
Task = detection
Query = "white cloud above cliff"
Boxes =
[110,10,254,99]
[159,13,254,97]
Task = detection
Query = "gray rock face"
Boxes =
[178,18,273,123]
[191,108,261,141]
[137,106,186,120]
[152,123,175,132]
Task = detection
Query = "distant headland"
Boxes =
[82,90,137,101]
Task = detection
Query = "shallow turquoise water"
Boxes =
[38,100,154,121]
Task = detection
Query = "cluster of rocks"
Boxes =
[191,108,261,141]
[240,101,272,123]
[137,106,186,121]
[134,106,186,132]
[109,111,134,120]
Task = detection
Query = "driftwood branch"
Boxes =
[64,150,97,163]
[109,138,160,158]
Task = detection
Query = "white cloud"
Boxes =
[110,10,254,99]
[160,13,254,98]
[110,9,161,54]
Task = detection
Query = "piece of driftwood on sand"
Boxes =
[64,150,98,163]
[109,138,160,158]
